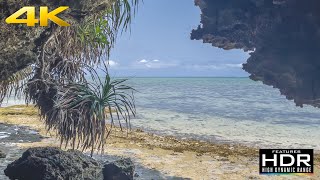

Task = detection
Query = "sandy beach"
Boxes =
[0,105,319,179]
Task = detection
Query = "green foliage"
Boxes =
[46,71,136,155]
[77,0,139,58]
[0,0,140,104]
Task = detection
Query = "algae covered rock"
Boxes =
[4,147,103,180]
[4,147,137,180]
[102,158,135,180]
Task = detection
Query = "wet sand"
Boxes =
[0,105,319,179]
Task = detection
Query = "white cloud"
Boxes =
[134,59,177,69]
[108,60,118,67]
[144,62,177,69]
[139,59,148,63]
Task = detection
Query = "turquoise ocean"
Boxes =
[3,78,320,150]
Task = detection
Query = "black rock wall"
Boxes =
[192,0,320,107]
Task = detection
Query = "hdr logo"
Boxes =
[5,6,70,27]
[259,149,313,175]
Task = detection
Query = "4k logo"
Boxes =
[5,6,70,27]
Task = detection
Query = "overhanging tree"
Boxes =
[0,0,139,155]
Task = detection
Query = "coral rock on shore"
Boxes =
[4,147,103,180]
[4,147,136,180]
[103,158,135,180]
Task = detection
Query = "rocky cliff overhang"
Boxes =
[0,0,109,81]
[192,0,320,108]
[0,0,119,110]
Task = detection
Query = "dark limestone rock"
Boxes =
[103,158,135,180]
[4,147,137,180]
[192,0,320,108]
[0,150,6,158]
[0,0,111,81]
[4,147,103,180]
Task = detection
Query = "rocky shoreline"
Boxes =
[0,124,188,180]
[0,105,319,179]
[0,122,186,179]
[4,147,136,180]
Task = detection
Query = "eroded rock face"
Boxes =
[0,1,42,81]
[192,0,320,107]
[4,147,103,180]
[0,0,107,81]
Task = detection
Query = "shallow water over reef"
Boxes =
[129,78,320,150]
[3,78,320,150]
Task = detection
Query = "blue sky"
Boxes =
[109,0,250,77]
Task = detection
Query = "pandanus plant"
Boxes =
[46,70,136,156]
[0,0,139,155]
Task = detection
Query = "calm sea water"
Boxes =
[129,78,320,150]
[3,78,320,149]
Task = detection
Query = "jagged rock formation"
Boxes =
[4,147,103,180]
[192,0,320,107]
[4,147,135,180]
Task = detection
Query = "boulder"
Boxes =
[102,158,135,180]
[4,147,136,180]
[0,150,6,158]
[4,147,103,180]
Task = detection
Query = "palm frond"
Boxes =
[45,71,136,156]
[38,0,140,82]
[0,66,33,105]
